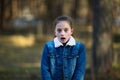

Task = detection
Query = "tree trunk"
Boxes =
[92,0,113,79]
[0,0,4,31]
[43,0,64,35]
[71,0,80,19]
[0,0,13,32]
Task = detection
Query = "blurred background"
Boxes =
[0,0,120,80]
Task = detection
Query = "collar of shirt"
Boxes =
[54,36,76,48]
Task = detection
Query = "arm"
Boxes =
[72,43,86,80]
[40,44,52,80]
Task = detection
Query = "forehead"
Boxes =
[55,21,71,29]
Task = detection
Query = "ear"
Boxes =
[71,28,74,35]
[54,30,57,36]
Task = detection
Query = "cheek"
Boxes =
[67,31,72,35]
[55,31,60,36]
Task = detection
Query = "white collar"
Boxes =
[54,36,76,48]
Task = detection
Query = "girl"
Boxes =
[41,16,86,80]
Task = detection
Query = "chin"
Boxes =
[62,41,67,43]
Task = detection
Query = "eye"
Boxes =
[64,28,68,32]
[57,29,62,33]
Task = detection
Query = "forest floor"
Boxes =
[0,34,120,80]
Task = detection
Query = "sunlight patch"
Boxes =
[10,35,35,47]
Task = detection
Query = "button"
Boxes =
[64,75,68,78]
[64,66,67,68]
[63,55,67,58]
[58,76,63,79]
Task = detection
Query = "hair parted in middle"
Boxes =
[53,16,74,28]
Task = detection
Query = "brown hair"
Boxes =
[53,16,74,28]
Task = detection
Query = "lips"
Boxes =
[61,37,65,39]
[61,37,66,40]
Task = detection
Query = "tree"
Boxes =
[0,0,13,32]
[43,0,64,34]
[91,0,113,79]
[71,0,80,19]
[0,0,5,31]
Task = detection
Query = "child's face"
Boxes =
[55,21,73,43]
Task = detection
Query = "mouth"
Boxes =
[61,37,66,40]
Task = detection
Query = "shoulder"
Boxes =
[44,40,55,53]
[75,41,86,54]
[45,40,54,45]
[44,40,54,49]
[76,41,85,46]
[75,41,86,48]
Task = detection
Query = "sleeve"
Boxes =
[40,43,52,80]
[72,43,86,80]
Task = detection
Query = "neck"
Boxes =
[62,39,69,46]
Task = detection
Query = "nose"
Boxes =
[61,30,65,36]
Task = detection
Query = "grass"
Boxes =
[0,34,44,80]
[0,34,120,80]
